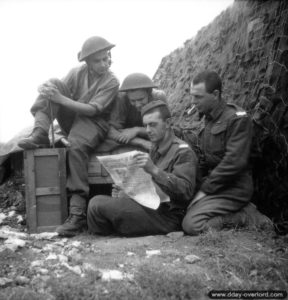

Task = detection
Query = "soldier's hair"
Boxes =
[193,71,222,97]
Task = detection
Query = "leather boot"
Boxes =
[242,202,274,230]
[56,214,87,237]
[222,203,274,230]
[222,208,247,228]
[18,127,50,149]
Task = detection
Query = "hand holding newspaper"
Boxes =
[97,151,170,210]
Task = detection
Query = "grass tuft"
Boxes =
[135,263,206,299]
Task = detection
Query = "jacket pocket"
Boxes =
[210,123,226,157]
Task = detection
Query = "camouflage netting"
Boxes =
[153,0,288,233]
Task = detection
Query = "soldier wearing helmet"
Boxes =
[107,73,167,151]
[18,36,119,236]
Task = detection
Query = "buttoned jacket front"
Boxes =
[150,130,198,210]
[198,101,253,197]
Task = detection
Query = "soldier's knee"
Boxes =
[182,214,204,236]
[49,78,62,86]
[68,142,83,152]
[48,79,70,95]
[88,196,109,215]
[67,139,89,155]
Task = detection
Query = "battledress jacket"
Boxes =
[150,130,198,211]
[62,64,119,131]
[31,64,119,135]
[198,101,253,204]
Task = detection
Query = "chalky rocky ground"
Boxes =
[0,179,287,300]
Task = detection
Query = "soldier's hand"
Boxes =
[48,87,63,103]
[187,190,207,209]
[111,184,126,198]
[117,128,139,144]
[132,152,157,175]
[38,81,58,97]
[111,184,120,198]
[38,81,63,104]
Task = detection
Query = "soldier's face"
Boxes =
[143,110,168,144]
[86,50,110,75]
[127,89,149,112]
[190,82,218,115]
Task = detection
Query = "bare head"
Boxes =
[190,71,222,115]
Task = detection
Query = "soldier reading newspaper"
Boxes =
[97,150,169,210]
[87,100,198,236]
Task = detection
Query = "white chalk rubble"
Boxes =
[146,249,161,257]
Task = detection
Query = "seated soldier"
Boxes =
[107,73,167,151]
[182,70,273,235]
[87,101,198,236]
[18,36,119,236]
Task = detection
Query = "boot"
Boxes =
[222,208,247,228]
[56,214,87,237]
[222,203,274,231]
[242,202,274,230]
[18,127,50,149]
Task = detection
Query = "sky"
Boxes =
[0,0,233,143]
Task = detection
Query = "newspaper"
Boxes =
[97,150,170,210]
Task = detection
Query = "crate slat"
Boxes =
[24,148,67,233]
[35,187,60,196]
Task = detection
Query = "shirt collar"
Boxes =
[87,66,102,81]
[206,100,226,121]
[153,129,175,156]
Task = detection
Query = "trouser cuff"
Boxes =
[34,111,51,132]
[69,194,87,215]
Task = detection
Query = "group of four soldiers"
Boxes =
[18,36,272,237]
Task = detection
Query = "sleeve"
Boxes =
[152,147,197,203]
[108,94,130,129]
[61,67,80,99]
[201,114,253,194]
[89,77,119,113]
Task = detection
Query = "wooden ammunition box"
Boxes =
[24,148,67,233]
[88,154,113,185]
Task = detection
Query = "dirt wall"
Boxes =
[153,0,288,233]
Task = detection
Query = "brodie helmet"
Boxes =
[119,73,157,91]
[78,36,115,62]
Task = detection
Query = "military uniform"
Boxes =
[30,65,119,214]
[182,101,253,234]
[95,89,167,152]
[109,89,167,130]
[87,130,197,236]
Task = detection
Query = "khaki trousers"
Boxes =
[30,79,107,215]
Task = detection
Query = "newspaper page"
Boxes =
[97,150,170,210]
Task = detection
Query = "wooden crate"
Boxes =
[88,154,113,185]
[24,148,67,233]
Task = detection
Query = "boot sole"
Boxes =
[18,141,50,150]
[56,225,88,237]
